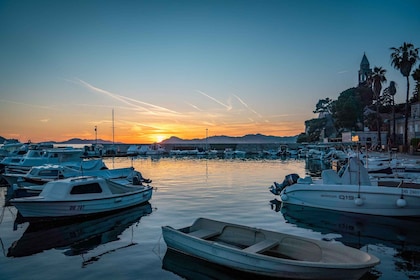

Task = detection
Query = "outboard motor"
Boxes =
[269,173,300,195]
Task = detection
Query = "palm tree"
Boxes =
[371,66,387,149]
[412,66,420,100]
[390,42,419,150]
[382,81,397,145]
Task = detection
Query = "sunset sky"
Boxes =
[1,0,419,144]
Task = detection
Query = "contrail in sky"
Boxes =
[186,102,203,111]
[197,90,232,110]
[120,95,179,114]
[0,99,57,110]
[77,79,134,107]
[233,94,263,118]
[77,78,178,114]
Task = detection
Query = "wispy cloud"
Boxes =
[197,90,232,111]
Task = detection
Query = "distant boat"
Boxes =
[127,145,140,156]
[10,176,153,219]
[162,217,379,279]
[223,148,246,157]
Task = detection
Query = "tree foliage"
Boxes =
[331,88,365,131]
[304,118,327,142]
[412,66,420,101]
[313,98,333,114]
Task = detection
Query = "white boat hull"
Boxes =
[11,187,152,218]
[162,218,379,280]
[280,183,420,216]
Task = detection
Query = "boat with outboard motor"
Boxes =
[269,156,420,217]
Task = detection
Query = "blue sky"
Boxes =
[1,0,419,143]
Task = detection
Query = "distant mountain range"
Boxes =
[1,134,297,145]
[161,134,297,144]
[0,137,118,145]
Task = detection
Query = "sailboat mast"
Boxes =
[112,108,115,146]
[206,128,208,151]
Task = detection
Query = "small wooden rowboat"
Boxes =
[162,218,379,279]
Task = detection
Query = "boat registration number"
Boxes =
[338,195,355,200]
[402,189,420,196]
[321,194,355,200]
[69,205,84,211]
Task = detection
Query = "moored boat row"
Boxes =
[2,142,402,278]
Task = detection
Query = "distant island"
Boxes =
[1,134,297,145]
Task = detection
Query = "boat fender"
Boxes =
[280,193,288,201]
[354,197,363,206]
[396,198,407,208]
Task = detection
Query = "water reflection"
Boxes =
[8,203,153,259]
[162,249,280,280]
[270,199,420,278]
[277,201,420,250]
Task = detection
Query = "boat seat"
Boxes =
[321,169,342,185]
[243,239,278,253]
[189,229,220,239]
[297,176,313,184]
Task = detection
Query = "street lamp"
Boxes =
[389,81,397,146]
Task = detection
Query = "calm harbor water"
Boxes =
[1,156,419,280]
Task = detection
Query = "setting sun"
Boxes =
[155,135,166,143]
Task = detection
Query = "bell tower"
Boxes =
[358,53,372,85]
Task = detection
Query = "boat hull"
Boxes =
[162,218,379,280]
[10,187,153,219]
[280,183,420,216]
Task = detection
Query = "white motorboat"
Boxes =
[9,176,153,219]
[2,158,108,187]
[270,156,420,217]
[5,165,151,201]
[1,147,85,174]
[162,217,379,280]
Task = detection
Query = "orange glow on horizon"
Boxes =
[1,120,305,144]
